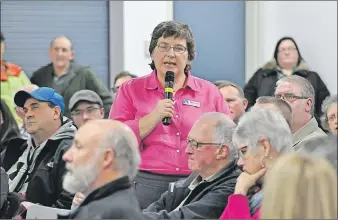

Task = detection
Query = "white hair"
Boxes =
[100,126,141,180]
[198,112,237,159]
[321,94,337,131]
[63,152,101,194]
[234,108,293,154]
[300,134,337,170]
[276,75,315,115]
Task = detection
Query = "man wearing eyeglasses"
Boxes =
[274,75,326,152]
[142,112,240,219]
[69,90,104,128]
[111,71,137,99]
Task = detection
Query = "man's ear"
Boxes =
[53,106,61,120]
[243,98,248,110]
[216,145,229,160]
[100,108,105,119]
[70,50,75,61]
[305,98,313,113]
[103,148,114,169]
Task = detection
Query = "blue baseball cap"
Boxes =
[14,87,65,114]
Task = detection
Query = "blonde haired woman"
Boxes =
[261,154,337,219]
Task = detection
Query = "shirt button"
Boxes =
[176,168,180,171]
[176,132,180,136]
[175,115,179,118]
[176,149,180,153]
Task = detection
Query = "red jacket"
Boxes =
[220,194,260,219]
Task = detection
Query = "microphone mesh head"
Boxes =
[165,71,175,82]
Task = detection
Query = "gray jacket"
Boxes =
[293,117,327,153]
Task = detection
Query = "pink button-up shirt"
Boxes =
[109,70,231,175]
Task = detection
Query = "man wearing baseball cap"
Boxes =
[1,87,76,209]
[69,90,105,128]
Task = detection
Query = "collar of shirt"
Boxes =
[53,63,72,81]
[188,170,222,191]
[144,70,199,92]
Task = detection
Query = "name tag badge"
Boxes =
[182,99,200,108]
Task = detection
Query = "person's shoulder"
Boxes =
[250,59,278,77]
[3,61,23,74]
[32,63,53,76]
[71,63,95,76]
[122,72,151,89]
[85,190,143,218]
[189,75,218,90]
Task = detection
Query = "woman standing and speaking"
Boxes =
[109,21,231,209]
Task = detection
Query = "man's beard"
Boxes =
[63,156,101,195]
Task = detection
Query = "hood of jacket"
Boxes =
[50,117,76,141]
[262,59,309,72]
[27,117,76,148]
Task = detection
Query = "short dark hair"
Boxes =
[48,102,63,125]
[0,32,5,42]
[113,71,137,86]
[214,80,245,99]
[273,36,303,66]
[148,21,196,72]
[256,96,293,128]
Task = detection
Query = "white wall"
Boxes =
[123,1,173,76]
[246,1,337,93]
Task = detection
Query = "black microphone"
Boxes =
[162,71,175,126]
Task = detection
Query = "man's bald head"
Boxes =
[74,119,140,179]
[62,119,141,194]
[50,35,73,50]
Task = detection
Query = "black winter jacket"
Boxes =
[142,159,241,219]
[59,176,145,219]
[244,60,330,121]
[0,120,76,209]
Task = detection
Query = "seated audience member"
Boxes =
[109,21,231,209]
[244,36,330,125]
[215,80,248,123]
[0,99,20,153]
[30,36,113,118]
[254,96,293,128]
[260,154,337,219]
[321,94,337,134]
[60,120,144,219]
[15,84,39,139]
[275,75,326,152]
[112,71,137,98]
[0,167,9,210]
[142,112,240,219]
[301,134,337,169]
[69,90,105,128]
[220,108,294,219]
[0,32,31,124]
[1,87,76,209]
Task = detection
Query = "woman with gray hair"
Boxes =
[220,107,294,219]
[109,21,231,209]
[321,94,337,134]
